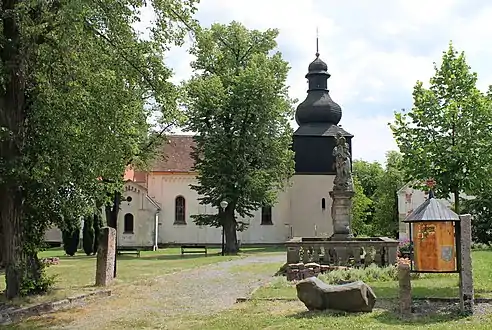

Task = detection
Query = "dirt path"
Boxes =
[41,254,285,329]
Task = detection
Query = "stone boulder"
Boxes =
[296,277,376,313]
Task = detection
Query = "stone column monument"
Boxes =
[95,227,116,286]
[459,214,474,314]
[329,132,354,241]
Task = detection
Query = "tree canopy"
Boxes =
[371,151,405,237]
[352,152,404,237]
[183,21,295,253]
[1,0,198,298]
[391,41,492,212]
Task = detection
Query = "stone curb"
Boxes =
[0,289,112,325]
[235,278,276,303]
[236,297,492,303]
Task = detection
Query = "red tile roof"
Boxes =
[151,135,196,172]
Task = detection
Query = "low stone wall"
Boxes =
[286,237,399,267]
[285,262,351,282]
[0,289,111,325]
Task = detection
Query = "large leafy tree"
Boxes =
[462,190,492,245]
[352,160,384,232]
[1,0,197,298]
[353,160,384,198]
[351,176,373,236]
[391,42,492,213]
[183,22,295,254]
[372,151,405,237]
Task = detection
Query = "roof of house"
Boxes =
[151,135,196,172]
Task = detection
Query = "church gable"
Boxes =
[122,180,160,211]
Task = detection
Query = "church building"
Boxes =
[110,48,354,249]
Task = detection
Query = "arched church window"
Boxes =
[321,198,326,209]
[261,206,273,225]
[124,213,134,233]
[174,196,186,225]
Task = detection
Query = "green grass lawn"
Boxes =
[159,300,492,330]
[156,250,492,330]
[0,245,283,307]
[4,249,492,329]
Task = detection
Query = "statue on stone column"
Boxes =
[333,132,354,192]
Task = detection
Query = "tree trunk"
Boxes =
[105,192,120,277]
[223,208,238,254]
[1,190,25,299]
[0,218,4,269]
[93,210,103,255]
[105,192,120,228]
[453,190,460,214]
[1,0,29,299]
[393,190,399,239]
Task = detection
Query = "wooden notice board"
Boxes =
[412,221,456,272]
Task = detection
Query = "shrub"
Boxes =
[62,228,79,256]
[83,215,95,256]
[471,242,492,251]
[93,212,103,255]
[319,264,398,284]
[19,257,57,296]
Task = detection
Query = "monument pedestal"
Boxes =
[329,190,355,240]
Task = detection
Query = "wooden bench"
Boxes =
[117,248,141,258]
[181,245,207,257]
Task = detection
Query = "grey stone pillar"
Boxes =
[95,227,116,286]
[329,190,355,240]
[459,214,474,314]
[287,246,301,264]
[398,263,412,316]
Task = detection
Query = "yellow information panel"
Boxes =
[412,221,456,272]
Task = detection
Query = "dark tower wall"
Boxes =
[293,135,353,174]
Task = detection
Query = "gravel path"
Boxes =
[48,254,285,329]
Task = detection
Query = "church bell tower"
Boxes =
[289,39,354,238]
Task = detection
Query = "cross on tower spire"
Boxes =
[315,27,320,58]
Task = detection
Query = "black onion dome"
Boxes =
[307,56,328,74]
[295,53,342,126]
[295,92,342,125]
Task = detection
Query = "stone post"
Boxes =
[398,263,412,316]
[459,214,474,315]
[287,246,301,264]
[95,227,116,286]
[329,190,355,240]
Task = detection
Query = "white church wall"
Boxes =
[148,173,289,245]
[116,182,158,249]
[153,174,222,245]
[238,185,291,244]
[289,174,335,238]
